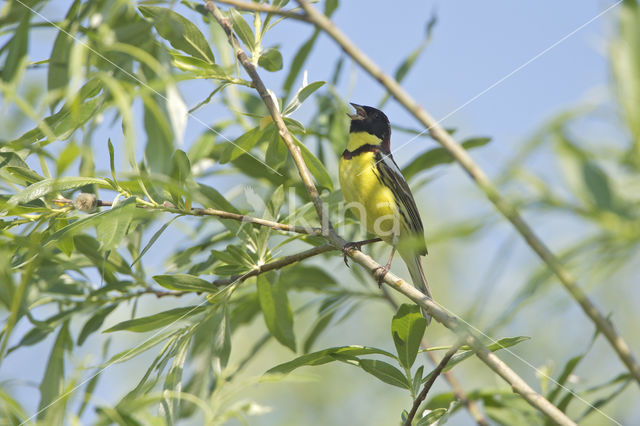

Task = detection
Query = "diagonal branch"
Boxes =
[382,287,488,425]
[404,342,464,426]
[204,2,575,424]
[294,0,640,388]
[214,0,311,22]
[204,1,330,235]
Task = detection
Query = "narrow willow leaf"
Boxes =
[37,323,71,422]
[48,0,81,104]
[9,79,103,146]
[163,332,191,424]
[101,329,177,366]
[95,197,137,251]
[392,304,427,370]
[266,346,396,375]
[358,359,410,389]
[78,304,118,346]
[283,30,319,94]
[153,274,215,293]
[581,161,613,211]
[1,11,29,82]
[402,137,491,182]
[219,127,264,164]
[5,176,109,208]
[139,6,215,63]
[293,136,333,190]
[283,80,325,116]
[257,274,296,351]
[104,306,206,333]
[132,216,181,267]
[212,306,232,368]
[228,8,256,52]
[442,336,530,373]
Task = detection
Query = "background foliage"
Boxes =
[1,0,639,424]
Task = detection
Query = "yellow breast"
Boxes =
[339,151,399,243]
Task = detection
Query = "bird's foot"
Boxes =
[373,264,390,288]
[342,241,362,267]
[342,238,383,267]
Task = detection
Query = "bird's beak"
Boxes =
[347,103,366,120]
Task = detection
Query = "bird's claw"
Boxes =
[342,241,362,268]
[373,264,390,288]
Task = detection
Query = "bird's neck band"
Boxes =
[342,144,380,159]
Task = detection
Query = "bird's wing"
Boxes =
[375,152,428,255]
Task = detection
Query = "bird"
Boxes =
[339,103,432,322]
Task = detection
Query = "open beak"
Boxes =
[347,103,367,120]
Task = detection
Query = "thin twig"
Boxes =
[212,243,334,286]
[52,197,321,236]
[205,1,330,235]
[205,3,575,424]
[294,0,640,388]
[214,0,311,22]
[382,287,488,425]
[404,343,463,426]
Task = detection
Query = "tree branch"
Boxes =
[214,0,311,22]
[205,1,330,235]
[348,249,575,425]
[382,287,488,425]
[205,3,575,424]
[404,343,463,426]
[294,0,640,388]
[53,197,322,236]
[212,243,334,286]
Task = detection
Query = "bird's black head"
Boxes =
[348,103,391,150]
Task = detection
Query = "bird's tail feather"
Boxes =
[403,253,432,325]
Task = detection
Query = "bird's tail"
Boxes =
[402,253,433,325]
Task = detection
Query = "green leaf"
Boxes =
[402,137,491,181]
[279,264,337,292]
[358,359,410,389]
[37,323,71,423]
[392,304,427,370]
[324,0,339,17]
[96,197,137,251]
[153,274,215,293]
[283,31,319,94]
[101,329,177,366]
[220,127,264,164]
[9,79,104,146]
[193,183,239,213]
[78,304,118,346]
[266,345,396,375]
[610,0,640,146]
[1,11,29,82]
[581,161,613,210]
[212,306,232,368]
[162,331,191,424]
[48,0,81,104]
[258,47,283,72]
[131,216,181,267]
[143,96,174,174]
[416,408,448,425]
[228,8,256,52]
[104,306,206,333]
[170,150,191,185]
[303,308,337,353]
[283,80,325,116]
[294,136,333,190]
[257,274,296,351]
[138,6,215,63]
[443,336,530,373]
[4,176,109,208]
